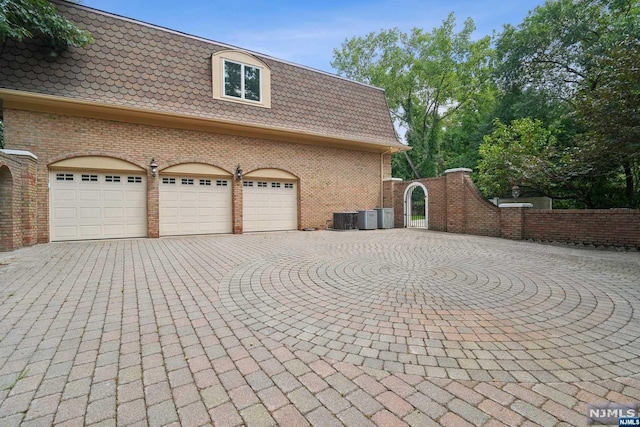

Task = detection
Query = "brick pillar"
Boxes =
[500,203,532,240]
[444,168,472,233]
[19,155,38,246]
[0,163,16,251]
[383,178,400,209]
[232,178,243,234]
[147,169,159,238]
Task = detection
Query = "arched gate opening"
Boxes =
[403,182,428,229]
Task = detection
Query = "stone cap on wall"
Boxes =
[499,203,534,208]
[0,149,38,159]
[444,168,472,174]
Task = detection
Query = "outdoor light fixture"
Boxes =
[235,164,243,181]
[150,158,158,178]
[511,184,520,199]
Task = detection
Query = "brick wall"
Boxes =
[391,177,447,230]
[462,175,501,237]
[4,109,387,243]
[0,160,18,251]
[0,151,38,251]
[524,210,640,248]
[391,169,640,249]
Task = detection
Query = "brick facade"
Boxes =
[0,1,403,249]
[3,109,389,243]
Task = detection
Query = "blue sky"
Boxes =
[81,0,547,73]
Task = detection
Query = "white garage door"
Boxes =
[159,176,232,236]
[50,171,147,241]
[243,180,297,232]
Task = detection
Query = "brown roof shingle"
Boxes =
[0,1,402,148]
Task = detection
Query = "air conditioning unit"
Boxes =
[374,208,394,229]
[357,210,377,230]
[333,212,358,230]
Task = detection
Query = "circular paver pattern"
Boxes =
[219,230,640,383]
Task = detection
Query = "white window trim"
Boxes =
[211,50,271,108]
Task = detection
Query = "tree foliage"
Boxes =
[0,0,93,56]
[332,14,494,179]
[477,118,605,207]
[483,0,640,207]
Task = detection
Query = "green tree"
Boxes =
[574,37,640,206]
[477,118,599,206]
[332,14,494,179]
[493,0,640,207]
[0,0,93,56]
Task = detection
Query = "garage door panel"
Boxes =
[104,207,124,218]
[78,190,101,201]
[180,192,197,202]
[103,224,126,237]
[126,207,146,218]
[103,190,125,201]
[162,192,179,202]
[50,171,147,241]
[79,225,102,237]
[55,226,78,239]
[79,207,102,219]
[54,207,78,220]
[160,207,178,218]
[55,189,77,201]
[198,192,215,202]
[159,174,232,236]
[198,207,215,216]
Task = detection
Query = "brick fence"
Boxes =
[388,168,640,249]
[0,149,38,252]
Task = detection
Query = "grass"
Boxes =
[411,215,426,220]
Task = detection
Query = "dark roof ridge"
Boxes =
[51,0,384,92]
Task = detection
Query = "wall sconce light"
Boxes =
[235,164,243,181]
[511,184,520,199]
[150,158,158,178]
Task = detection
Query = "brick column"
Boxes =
[0,160,17,251]
[444,168,472,233]
[383,178,401,209]
[147,170,160,238]
[499,203,533,240]
[232,178,243,234]
[19,155,38,246]
[1,149,39,251]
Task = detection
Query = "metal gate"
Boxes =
[404,183,428,228]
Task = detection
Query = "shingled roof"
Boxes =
[0,1,404,150]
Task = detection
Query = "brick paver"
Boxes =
[0,229,639,425]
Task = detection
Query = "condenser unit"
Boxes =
[357,210,377,230]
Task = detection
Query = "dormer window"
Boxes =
[224,60,261,102]
[212,50,271,108]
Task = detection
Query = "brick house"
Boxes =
[0,1,406,250]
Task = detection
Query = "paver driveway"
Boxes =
[0,229,639,426]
